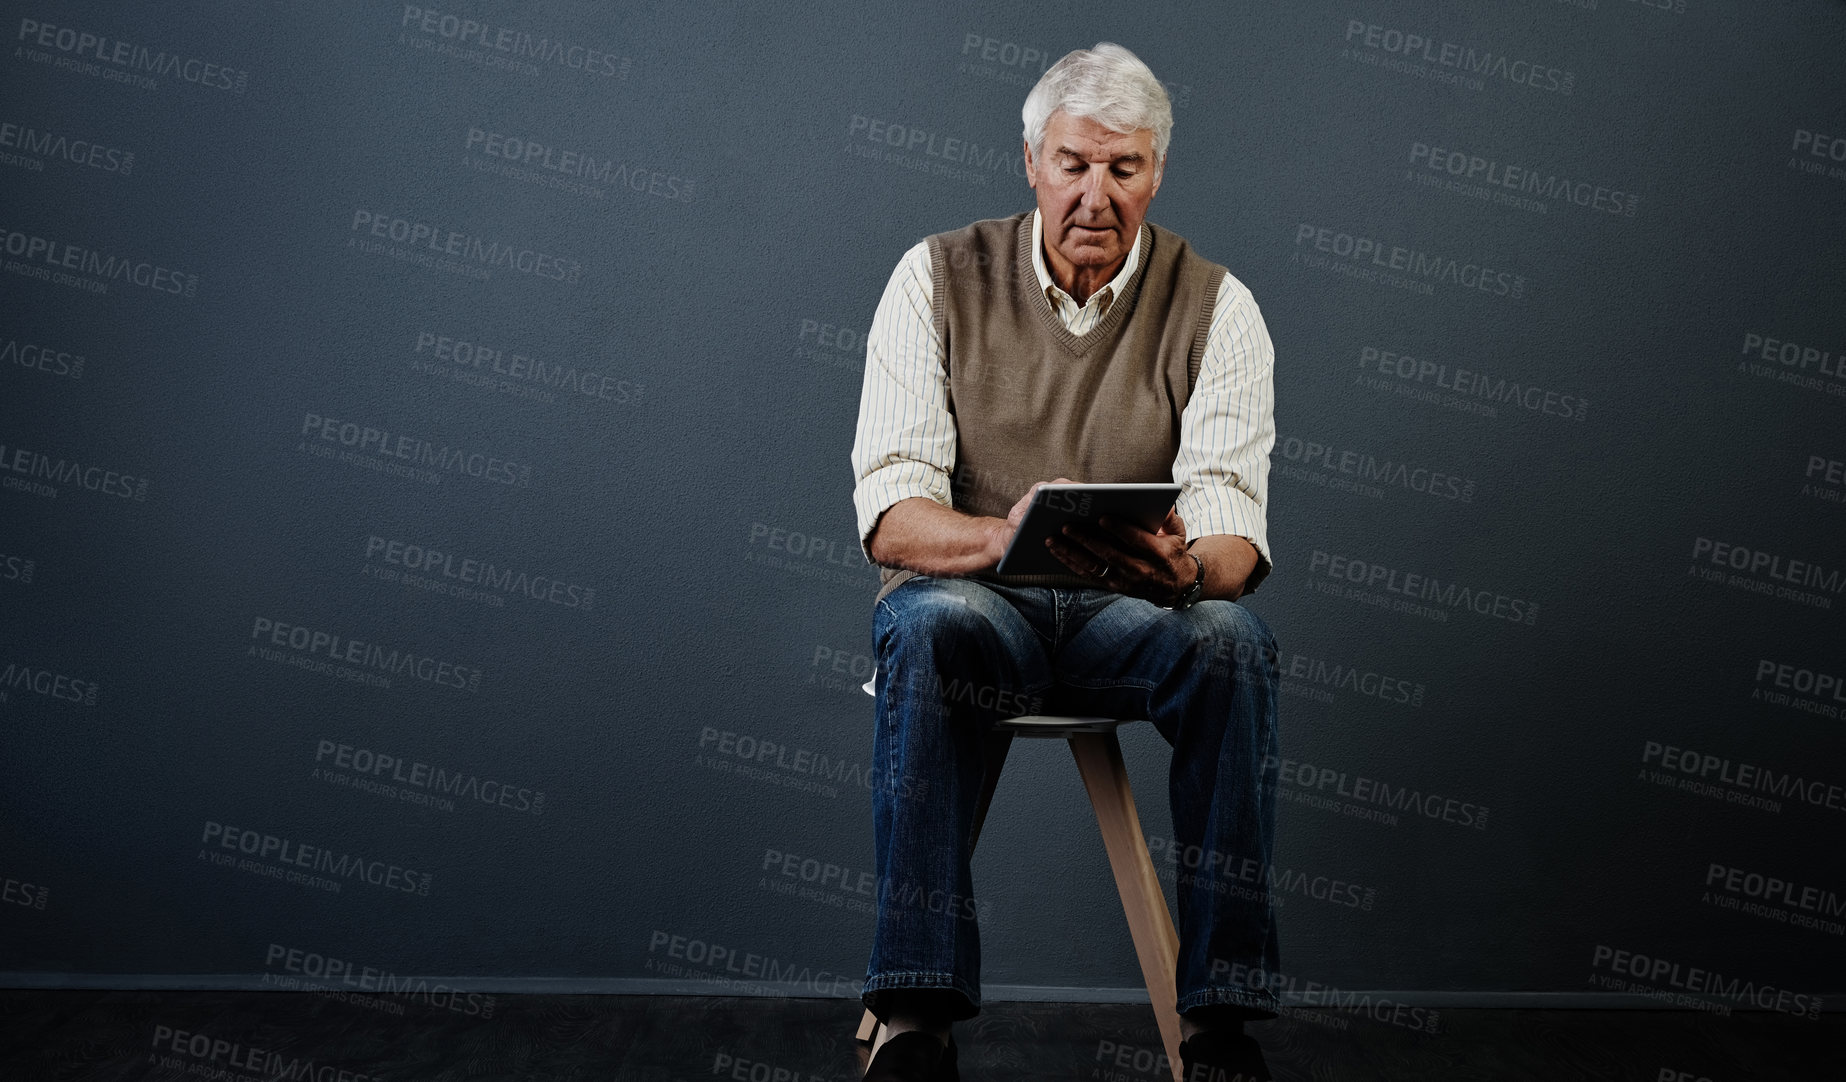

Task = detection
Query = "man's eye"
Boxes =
[1063,165,1084,174]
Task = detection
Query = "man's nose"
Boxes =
[1079,168,1111,208]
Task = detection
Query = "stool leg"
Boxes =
[967,727,1013,851]
[856,729,1014,1056]
[1069,731,1184,1082]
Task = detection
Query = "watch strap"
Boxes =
[1173,552,1205,610]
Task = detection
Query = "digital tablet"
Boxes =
[994,483,1182,576]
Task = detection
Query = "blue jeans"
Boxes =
[861,574,1282,1022]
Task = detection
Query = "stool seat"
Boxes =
[855,670,1184,1082]
[996,714,1123,735]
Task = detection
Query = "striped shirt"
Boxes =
[850,208,1276,585]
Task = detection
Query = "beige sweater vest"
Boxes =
[874,211,1225,604]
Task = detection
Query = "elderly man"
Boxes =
[849,43,1280,1081]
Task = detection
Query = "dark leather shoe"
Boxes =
[1178,1028,1271,1082]
[863,1030,958,1082]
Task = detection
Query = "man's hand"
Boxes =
[1046,500,1196,606]
[1003,477,1078,537]
[866,479,1082,577]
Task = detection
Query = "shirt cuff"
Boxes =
[854,464,953,562]
[1176,484,1272,595]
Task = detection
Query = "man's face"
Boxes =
[1025,110,1164,290]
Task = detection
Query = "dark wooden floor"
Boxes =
[0,990,1835,1081]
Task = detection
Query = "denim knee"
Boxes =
[875,577,1031,670]
[1184,601,1278,682]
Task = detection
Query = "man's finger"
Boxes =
[1049,528,1124,569]
[1045,535,1100,576]
[1058,522,1125,560]
[1050,535,1168,595]
[1088,515,1177,559]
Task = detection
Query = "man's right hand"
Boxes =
[866,479,1077,577]
[1004,477,1079,540]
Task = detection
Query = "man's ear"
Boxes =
[1151,152,1165,197]
[1022,138,1037,189]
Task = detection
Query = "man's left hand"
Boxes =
[1048,507,1194,605]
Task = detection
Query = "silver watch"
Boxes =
[1171,553,1205,610]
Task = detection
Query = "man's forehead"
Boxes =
[1045,113,1155,159]
[1053,142,1150,162]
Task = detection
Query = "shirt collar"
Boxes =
[1030,207,1145,314]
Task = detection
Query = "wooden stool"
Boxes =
[854,676,1185,1082]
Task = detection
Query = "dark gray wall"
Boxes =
[3,0,1842,1019]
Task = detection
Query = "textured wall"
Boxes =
[2,0,1841,1022]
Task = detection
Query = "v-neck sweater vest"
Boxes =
[874,211,1226,603]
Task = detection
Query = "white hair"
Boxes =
[1022,42,1173,164]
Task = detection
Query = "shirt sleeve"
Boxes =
[1172,270,1276,594]
[850,241,957,562]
